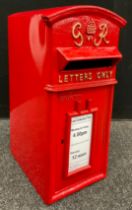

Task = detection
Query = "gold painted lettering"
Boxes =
[96,71,113,79]
[96,72,101,79]
[59,75,63,83]
[64,75,68,83]
[94,23,110,47]
[59,71,113,84]
[69,74,74,82]
[79,73,83,81]
[72,22,84,47]
[84,72,88,80]
[101,72,106,79]
[88,72,93,80]
[83,72,93,81]
[75,74,79,81]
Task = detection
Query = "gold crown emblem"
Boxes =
[87,18,97,35]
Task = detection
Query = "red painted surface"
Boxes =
[8,6,126,204]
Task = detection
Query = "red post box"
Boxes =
[8,6,126,204]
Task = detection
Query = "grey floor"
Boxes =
[0,119,132,210]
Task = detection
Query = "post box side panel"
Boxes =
[8,13,50,111]
[8,14,52,201]
[10,93,51,200]
[54,85,114,193]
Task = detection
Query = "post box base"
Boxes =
[11,145,106,204]
[45,173,106,204]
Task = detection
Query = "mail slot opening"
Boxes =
[64,58,115,70]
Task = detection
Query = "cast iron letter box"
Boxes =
[8,6,126,204]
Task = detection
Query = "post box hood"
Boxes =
[57,47,122,70]
[42,5,126,27]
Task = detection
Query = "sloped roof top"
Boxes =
[9,5,126,27]
[42,6,127,27]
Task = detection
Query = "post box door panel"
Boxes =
[55,86,113,192]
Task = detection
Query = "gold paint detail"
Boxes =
[84,72,93,80]
[71,20,110,47]
[59,75,63,83]
[79,73,83,81]
[59,71,113,83]
[75,74,79,81]
[96,71,112,79]
[72,22,84,47]
[69,74,74,82]
[64,75,68,83]
[94,23,110,47]
[87,18,97,42]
